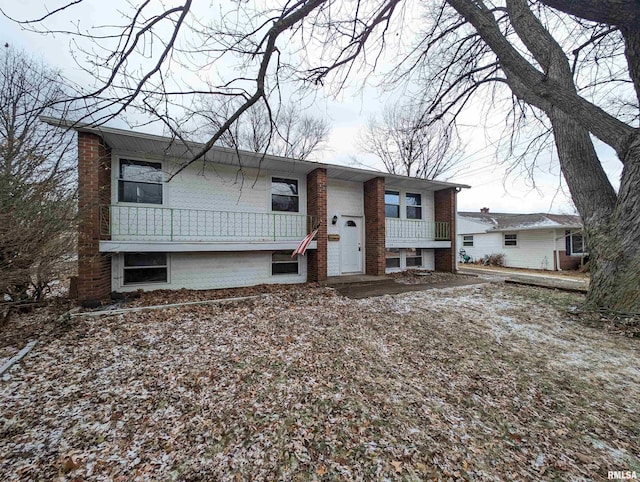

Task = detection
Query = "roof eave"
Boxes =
[40,116,471,191]
[491,224,583,232]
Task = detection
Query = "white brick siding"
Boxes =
[112,251,307,292]
[112,156,309,213]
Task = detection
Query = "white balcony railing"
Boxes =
[101,205,317,243]
[385,219,450,241]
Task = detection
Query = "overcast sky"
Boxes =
[1,1,624,215]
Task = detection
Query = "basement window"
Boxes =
[118,159,163,204]
[406,248,423,268]
[385,248,400,269]
[272,251,299,275]
[123,253,167,285]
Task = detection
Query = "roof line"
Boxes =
[40,116,471,190]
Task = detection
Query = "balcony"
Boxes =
[99,205,317,252]
[385,219,450,248]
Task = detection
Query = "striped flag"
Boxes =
[292,223,320,258]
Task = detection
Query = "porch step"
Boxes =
[320,275,389,288]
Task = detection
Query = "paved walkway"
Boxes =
[457,266,588,293]
[323,275,488,299]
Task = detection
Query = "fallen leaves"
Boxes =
[0,284,638,480]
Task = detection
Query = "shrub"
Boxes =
[483,253,505,267]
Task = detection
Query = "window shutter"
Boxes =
[565,230,571,255]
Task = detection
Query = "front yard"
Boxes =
[1,283,638,480]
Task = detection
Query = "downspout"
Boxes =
[554,229,561,271]
[454,187,461,273]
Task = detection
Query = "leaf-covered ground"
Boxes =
[1,284,638,481]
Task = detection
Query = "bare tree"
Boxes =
[5,1,640,313]
[359,102,462,179]
[194,99,329,160]
[0,46,76,301]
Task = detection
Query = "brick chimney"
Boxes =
[480,207,489,214]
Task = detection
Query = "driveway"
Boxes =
[458,265,589,292]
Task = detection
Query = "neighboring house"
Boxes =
[43,117,468,304]
[457,208,586,271]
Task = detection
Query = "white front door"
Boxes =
[341,216,363,273]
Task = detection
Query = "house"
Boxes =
[42,117,469,305]
[457,208,586,271]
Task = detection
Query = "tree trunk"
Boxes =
[550,112,640,313]
[501,0,640,314]
[586,133,640,313]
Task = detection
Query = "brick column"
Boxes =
[364,177,386,276]
[306,168,327,282]
[77,131,112,305]
[434,187,457,273]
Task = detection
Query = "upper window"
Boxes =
[271,178,299,212]
[123,253,167,285]
[463,235,474,247]
[118,159,163,204]
[385,191,400,218]
[272,251,299,275]
[406,193,422,220]
[504,233,518,247]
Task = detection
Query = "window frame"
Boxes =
[504,233,518,247]
[569,231,587,256]
[462,235,474,247]
[117,159,164,205]
[405,193,423,220]
[271,177,300,213]
[385,248,401,269]
[122,252,169,285]
[271,250,300,275]
[405,248,423,268]
[384,190,400,219]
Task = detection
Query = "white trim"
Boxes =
[567,229,587,256]
[384,247,428,272]
[271,250,300,277]
[100,240,317,252]
[385,187,428,221]
[384,189,401,219]
[118,252,171,289]
[405,191,423,220]
[385,247,401,271]
[270,175,304,214]
[503,233,518,247]
[385,240,451,249]
[113,155,167,207]
[405,248,424,269]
